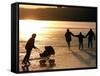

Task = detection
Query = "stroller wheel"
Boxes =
[39,60,47,67]
[49,59,55,66]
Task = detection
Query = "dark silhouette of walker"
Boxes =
[74,32,85,49]
[65,29,74,49]
[86,29,95,48]
[22,33,37,65]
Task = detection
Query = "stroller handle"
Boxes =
[35,48,42,53]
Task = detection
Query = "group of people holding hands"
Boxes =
[65,29,95,50]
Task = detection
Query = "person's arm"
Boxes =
[71,32,74,36]
[84,36,86,38]
[85,32,89,38]
[33,45,37,49]
[33,43,38,49]
[32,39,38,49]
[74,35,78,37]
[82,35,86,38]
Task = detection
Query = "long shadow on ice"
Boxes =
[81,49,96,58]
[71,50,91,66]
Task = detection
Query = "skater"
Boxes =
[86,29,95,48]
[74,32,85,49]
[65,29,74,50]
[22,33,38,65]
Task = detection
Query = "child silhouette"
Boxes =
[74,32,85,49]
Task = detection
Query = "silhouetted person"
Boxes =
[65,29,74,49]
[22,33,37,65]
[86,29,95,48]
[74,32,85,49]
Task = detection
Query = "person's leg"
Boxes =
[82,41,83,49]
[22,54,27,63]
[79,41,83,49]
[67,41,70,49]
[90,40,93,48]
[88,39,90,48]
[22,50,28,63]
[26,50,31,63]
[79,42,81,49]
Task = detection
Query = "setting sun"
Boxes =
[19,20,49,40]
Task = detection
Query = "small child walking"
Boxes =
[74,32,85,49]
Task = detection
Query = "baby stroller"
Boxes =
[39,46,55,67]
